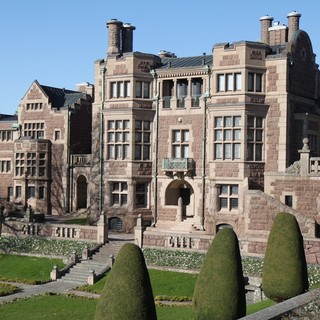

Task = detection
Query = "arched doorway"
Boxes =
[76,175,87,209]
[165,180,194,218]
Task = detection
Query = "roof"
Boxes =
[0,114,18,122]
[40,85,86,109]
[158,55,213,69]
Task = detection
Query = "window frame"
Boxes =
[214,116,241,160]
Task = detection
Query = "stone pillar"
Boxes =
[176,197,183,222]
[87,269,96,285]
[50,265,59,281]
[299,138,310,176]
[97,212,108,244]
[70,251,78,264]
[82,245,90,260]
[260,15,273,44]
[134,214,145,248]
[108,254,115,267]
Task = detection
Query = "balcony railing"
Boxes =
[191,95,201,108]
[162,96,171,108]
[310,157,320,173]
[72,154,91,166]
[162,158,195,171]
[177,96,186,108]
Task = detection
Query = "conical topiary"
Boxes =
[193,228,246,319]
[94,243,157,320]
[262,212,309,302]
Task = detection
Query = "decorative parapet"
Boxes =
[166,235,200,249]
[72,154,91,166]
[310,157,320,173]
[162,158,195,178]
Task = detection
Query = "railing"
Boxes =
[310,157,320,173]
[191,95,201,108]
[176,96,186,108]
[162,96,171,108]
[162,158,195,171]
[72,154,91,166]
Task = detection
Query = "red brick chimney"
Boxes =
[122,23,135,53]
[107,19,123,55]
[287,11,301,41]
[260,15,274,44]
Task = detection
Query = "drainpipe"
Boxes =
[99,65,106,215]
[66,105,71,213]
[201,65,211,230]
[151,69,159,226]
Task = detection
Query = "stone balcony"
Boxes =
[72,154,91,166]
[162,157,195,178]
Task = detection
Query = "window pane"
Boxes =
[256,144,262,161]
[123,145,129,159]
[234,129,241,140]
[173,131,181,142]
[224,130,232,141]
[256,117,263,128]
[108,145,114,159]
[136,81,142,98]
[182,145,189,158]
[143,132,150,143]
[215,117,223,127]
[231,185,238,194]
[173,145,180,158]
[247,129,254,141]
[121,194,127,205]
[248,73,254,91]
[224,117,232,127]
[234,116,241,126]
[247,144,254,161]
[125,81,131,97]
[111,82,117,98]
[116,120,122,130]
[135,145,142,160]
[109,121,115,129]
[215,130,223,141]
[220,185,228,194]
[224,144,231,159]
[116,145,122,159]
[124,120,130,129]
[226,74,233,91]
[215,144,222,159]
[183,130,189,142]
[230,198,238,209]
[218,74,225,92]
[143,145,150,160]
[119,82,124,97]
[234,143,241,159]
[220,198,228,208]
[256,74,262,92]
[112,194,119,204]
[235,73,242,90]
[143,82,150,98]
[135,132,142,142]
[256,130,263,141]
[116,132,122,142]
[143,121,150,130]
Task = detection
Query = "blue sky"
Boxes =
[1,0,319,114]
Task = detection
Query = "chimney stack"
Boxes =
[287,11,301,41]
[107,19,123,55]
[260,15,274,44]
[122,23,135,53]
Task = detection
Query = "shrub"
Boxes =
[262,212,309,302]
[94,243,157,320]
[192,228,246,319]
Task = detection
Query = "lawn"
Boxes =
[0,254,65,284]
[0,251,275,319]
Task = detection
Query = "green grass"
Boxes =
[246,299,275,315]
[0,282,19,296]
[0,254,64,284]
[0,294,97,320]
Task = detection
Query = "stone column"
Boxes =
[176,197,183,222]
[299,138,310,176]
[97,212,108,244]
[134,214,145,248]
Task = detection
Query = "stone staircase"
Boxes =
[57,236,132,285]
[170,217,202,233]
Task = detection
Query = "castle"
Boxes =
[1,12,320,260]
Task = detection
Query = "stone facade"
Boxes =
[2,11,320,262]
